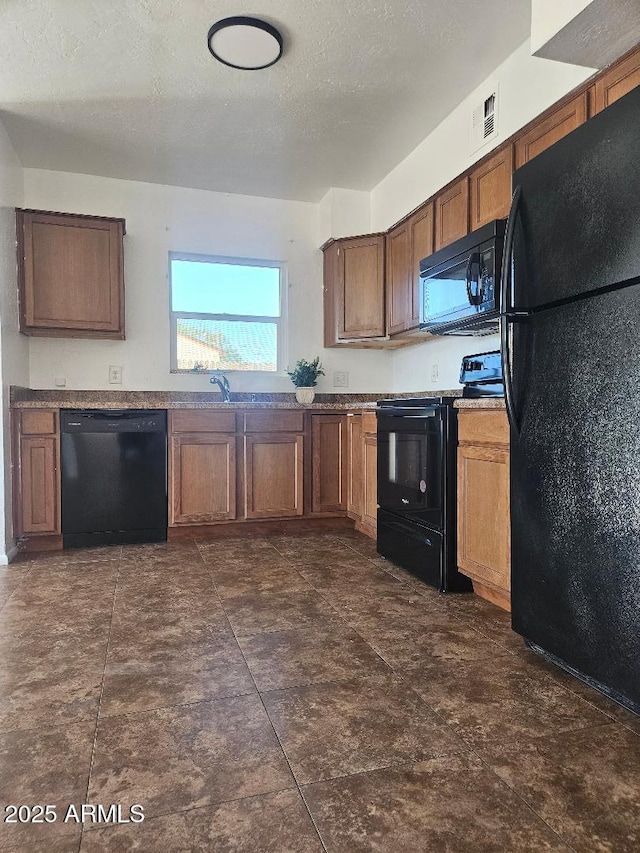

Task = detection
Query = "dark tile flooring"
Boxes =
[0,531,638,852]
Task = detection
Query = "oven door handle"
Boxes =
[377,408,438,417]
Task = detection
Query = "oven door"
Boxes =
[420,242,498,333]
[376,408,444,530]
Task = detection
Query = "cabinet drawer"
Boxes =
[20,410,57,436]
[171,410,236,433]
[243,411,304,433]
[457,410,509,446]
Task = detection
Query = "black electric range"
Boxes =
[375,352,503,591]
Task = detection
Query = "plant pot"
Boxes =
[295,387,315,406]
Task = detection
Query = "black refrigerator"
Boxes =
[501,85,640,714]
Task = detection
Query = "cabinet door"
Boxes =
[339,236,385,339]
[346,414,363,519]
[362,433,378,535]
[170,433,236,525]
[457,443,510,609]
[594,47,640,113]
[409,202,434,327]
[18,435,60,535]
[515,93,588,168]
[18,210,125,339]
[244,433,304,519]
[435,178,469,251]
[323,241,342,348]
[469,145,514,230]
[385,222,411,336]
[311,415,346,513]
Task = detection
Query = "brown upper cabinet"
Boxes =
[469,145,514,230]
[435,178,469,251]
[515,93,588,168]
[340,235,385,339]
[323,234,385,345]
[322,45,640,350]
[17,209,126,339]
[386,202,434,335]
[323,240,342,348]
[594,47,640,113]
[385,221,410,336]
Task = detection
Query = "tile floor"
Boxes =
[0,531,638,852]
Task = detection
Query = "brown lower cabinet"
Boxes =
[346,413,363,519]
[457,409,510,611]
[12,410,60,537]
[12,406,379,545]
[170,433,236,524]
[244,433,304,519]
[311,414,346,514]
[359,412,378,538]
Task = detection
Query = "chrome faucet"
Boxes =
[209,373,231,402]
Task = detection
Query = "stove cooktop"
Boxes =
[377,396,457,407]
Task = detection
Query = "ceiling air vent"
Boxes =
[470,88,499,154]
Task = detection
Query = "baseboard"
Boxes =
[0,544,21,565]
[354,518,377,541]
[471,579,511,612]
[15,534,64,554]
[168,517,355,541]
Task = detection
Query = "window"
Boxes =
[170,253,286,373]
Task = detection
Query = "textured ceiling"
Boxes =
[0,0,532,201]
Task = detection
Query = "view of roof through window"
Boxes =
[171,257,281,372]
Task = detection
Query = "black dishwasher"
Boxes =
[61,410,168,548]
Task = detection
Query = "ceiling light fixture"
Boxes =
[207,16,283,70]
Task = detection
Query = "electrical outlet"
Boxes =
[333,371,349,388]
[430,363,439,382]
[54,377,66,387]
[109,365,123,384]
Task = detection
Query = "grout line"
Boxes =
[465,737,596,853]
[14,534,632,851]
[79,550,122,848]
[219,581,329,853]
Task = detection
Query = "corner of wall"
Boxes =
[0,116,26,561]
[316,186,372,246]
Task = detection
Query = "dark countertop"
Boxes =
[10,387,463,411]
[454,397,506,410]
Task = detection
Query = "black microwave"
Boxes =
[420,219,505,335]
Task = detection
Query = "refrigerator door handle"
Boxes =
[501,185,522,434]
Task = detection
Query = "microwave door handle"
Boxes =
[500,185,522,435]
[465,253,482,305]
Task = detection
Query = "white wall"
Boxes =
[317,187,371,246]
[23,170,392,394]
[371,40,593,230]
[530,0,593,55]
[369,39,594,391]
[0,118,26,562]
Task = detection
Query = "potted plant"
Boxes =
[287,357,325,405]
